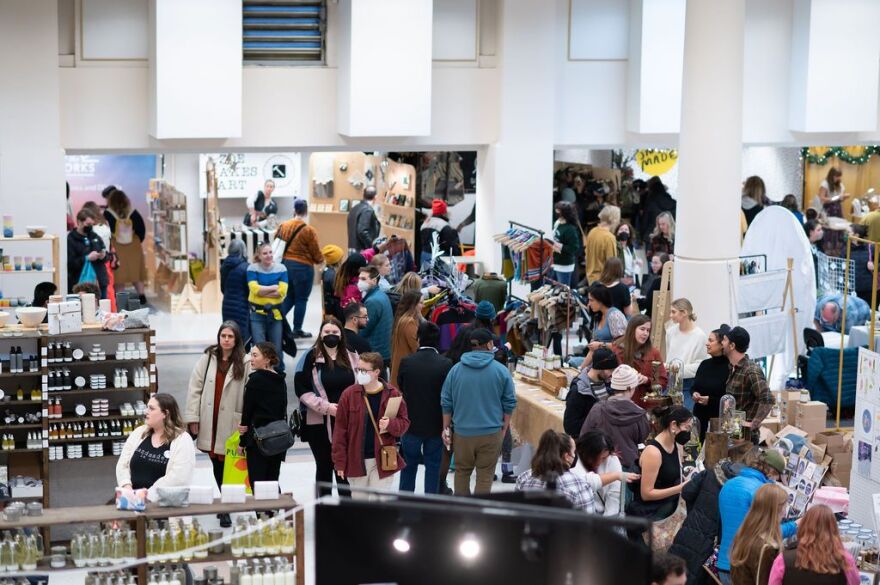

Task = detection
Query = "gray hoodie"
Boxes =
[580,395,651,468]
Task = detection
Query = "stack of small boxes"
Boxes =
[814,431,854,488]
[47,297,83,335]
[796,400,829,438]
[778,390,802,428]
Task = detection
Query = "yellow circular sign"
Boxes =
[636,149,678,176]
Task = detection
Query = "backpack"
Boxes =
[109,209,134,245]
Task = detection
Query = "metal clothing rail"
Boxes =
[505,221,547,295]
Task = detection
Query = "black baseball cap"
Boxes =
[592,348,618,370]
[469,328,495,347]
[724,326,750,353]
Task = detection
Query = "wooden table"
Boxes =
[510,378,566,447]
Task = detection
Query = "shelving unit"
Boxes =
[0,234,61,290]
[147,179,190,307]
[0,327,156,510]
[378,160,417,250]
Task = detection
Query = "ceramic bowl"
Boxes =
[25,226,46,239]
[15,307,46,328]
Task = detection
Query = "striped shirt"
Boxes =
[247,262,289,320]
[515,470,596,513]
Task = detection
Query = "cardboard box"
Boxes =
[798,401,828,419]
[813,431,852,455]
[761,417,781,434]
[796,418,827,437]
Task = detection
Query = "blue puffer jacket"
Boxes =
[221,255,251,343]
[360,286,393,360]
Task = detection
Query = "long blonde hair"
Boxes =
[729,483,787,568]
[651,211,676,241]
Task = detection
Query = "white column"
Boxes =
[0,0,67,293]
[673,0,745,330]
[475,0,555,274]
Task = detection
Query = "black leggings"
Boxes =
[305,423,349,497]
[211,457,224,490]
[246,449,284,484]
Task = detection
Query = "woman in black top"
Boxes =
[691,325,731,442]
[596,257,634,316]
[239,342,288,484]
[628,405,692,522]
[294,317,357,492]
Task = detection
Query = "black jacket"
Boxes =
[66,229,109,293]
[220,255,251,343]
[850,245,875,294]
[241,369,288,447]
[420,216,461,258]
[347,201,380,251]
[668,461,741,585]
[563,371,607,438]
[397,348,452,437]
[641,191,677,242]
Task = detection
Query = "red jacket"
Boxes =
[613,345,667,408]
[332,383,410,479]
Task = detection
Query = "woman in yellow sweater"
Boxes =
[248,243,289,372]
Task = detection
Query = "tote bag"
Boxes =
[221,431,252,494]
[78,260,97,285]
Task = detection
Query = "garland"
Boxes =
[801,146,880,165]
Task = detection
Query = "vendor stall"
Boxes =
[509,378,565,448]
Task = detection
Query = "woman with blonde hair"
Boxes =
[665,298,707,411]
[729,483,788,585]
[103,190,148,305]
[647,211,675,259]
[742,175,768,226]
[767,504,859,584]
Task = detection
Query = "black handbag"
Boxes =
[289,407,304,438]
[252,419,295,457]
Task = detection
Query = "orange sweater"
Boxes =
[277,219,324,265]
[584,226,617,284]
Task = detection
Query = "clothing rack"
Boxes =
[498,221,547,294]
[543,276,576,357]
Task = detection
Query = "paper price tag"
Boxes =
[42,391,47,400]
[150,374,156,384]
[41,375,47,384]
[41,347,47,357]
[42,429,47,438]
[150,364,156,372]
[42,440,48,448]
[150,345,157,354]
[42,409,48,418]
[41,359,47,368]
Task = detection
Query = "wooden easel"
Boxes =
[652,260,674,360]
[198,158,222,313]
[767,258,799,377]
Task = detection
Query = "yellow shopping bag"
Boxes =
[222,431,252,494]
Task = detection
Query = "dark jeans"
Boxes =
[304,423,349,497]
[282,260,314,332]
[246,449,284,484]
[250,311,284,372]
[399,433,443,494]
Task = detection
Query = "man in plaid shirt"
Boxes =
[722,326,774,434]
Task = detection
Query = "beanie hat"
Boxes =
[610,365,641,392]
[475,300,497,321]
[591,348,619,371]
[761,449,786,475]
[321,244,344,266]
[432,198,448,217]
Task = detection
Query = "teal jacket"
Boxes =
[361,286,393,360]
[441,351,517,437]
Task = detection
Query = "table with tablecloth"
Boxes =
[510,378,565,447]
[847,325,879,349]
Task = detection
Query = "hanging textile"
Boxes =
[494,228,555,284]
[377,236,416,284]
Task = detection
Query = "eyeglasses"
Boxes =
[355,368,376,374]
[357,314,369,320]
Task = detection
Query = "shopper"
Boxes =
[244,179,278,227]
[357,266,393,364]
[471,272,507,311]
[767,505,859,585]
[369,253,393,292]
[860,195,880,242]
[584,205,620,284]
[342,301,372,354]
[596,257,635,315]
[104,190,147,305]
[335,253,368,308]
[563,347,618,438]
[239,343,288,484]
[741,176,767,227]
[184,321,249,526]
[116,394,196,500]
[585,283,628,354]
[640,252,671,316]
[551,201,582,288]
[321,244,345,322]
[82,201,116,308]
[805,219,824,285]
[641,176,677,245]
[691,325,732,442]
[220,240,251,344]
[627,406,691,522]
[30,281,56,310]
[729,483,788,585]
[716,448,795,582]
[390,291,423,386]
[722,326,774,436]
[332,352,410,499]
[575,430,627,517]
[668,457,741,585]
[814,292,870,335]
[247,243,288,371]
[276,198,324,339]
[420,198,462,268]
[580,365,651,470]
[515,430,595,512]
[613,314,667,407]
[67,209,109,298]
[294,317,357,493]
[780,194,804,225]
[814,167,848,218]
[647,212,676,259]
[665,298,708,411]
[446,300,502,365]
[651,553,687,585]
[441,329,517,495]
[397,322,452,494]
[347,186,381,253]
[615,223,639,287]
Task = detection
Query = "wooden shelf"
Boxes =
[0,400,44,406]
[0,371,42,380]
[49,453,121,461]
[0,269,55,275]
[381,202,416,212]
[48,387,147,397]
[49,435,129,444]
[0,448,43,454]
[0,235,57,242]
[0,424,42,431]
[310,210,349,215]
[56,413,138,423]
[382,224,413,232]
[58,358,148,368]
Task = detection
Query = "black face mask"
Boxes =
[674,430,691,445]
[322,334,341,349]
[617,232,629,242]
[83,226,93,234]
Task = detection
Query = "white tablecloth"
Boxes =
[847,325,879,349]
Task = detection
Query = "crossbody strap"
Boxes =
[280,223,307,259]
[363,392,383,438]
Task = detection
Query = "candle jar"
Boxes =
[2,216,12,238]
[12,257,20,271]
[34,257,43,271]
[23,257,31,272]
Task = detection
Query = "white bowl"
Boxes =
[0,312,9,328]
[15,307,46,328]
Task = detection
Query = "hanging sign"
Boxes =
[635,149,678,176]
[198,153,302,199]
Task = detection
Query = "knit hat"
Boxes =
[432,198,448,217]
[610,365,640,392]
[724,326,750,353]
[761,449,786,475]
[475,300,497,321]
[321,244,344,266]
[591,348,619,371]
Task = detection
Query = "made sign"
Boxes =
[636,149,678,176]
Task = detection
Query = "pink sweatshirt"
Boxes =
[767,551,860,585]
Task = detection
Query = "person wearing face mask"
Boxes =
[342,301,372,355]
[238,343,288,484]
[563,348,618,438]
[294,317,358,494]
[551,201,583,288]
[615,223,639,287]
[67,208,109,297]
[332,352,410,499]
[639,253,671,316]
[515,430,596,512]
[356,266,393,365]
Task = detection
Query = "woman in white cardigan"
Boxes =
[665,298,708,412]
[116,393,195,502]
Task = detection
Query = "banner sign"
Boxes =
[66,154,157,220]
[198,153,302,199]
[635,149,678,176]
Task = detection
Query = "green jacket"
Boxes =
[553,222,580,266]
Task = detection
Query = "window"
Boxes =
[243,1,325,64]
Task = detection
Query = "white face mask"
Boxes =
[357,280,371,293]
[356,371,372,385]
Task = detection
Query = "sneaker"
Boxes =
[217,513,231,528]
[293,330,313,339]
[439,482,453,495]
[501,474,516,484]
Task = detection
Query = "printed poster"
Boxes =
[857,347,880,401]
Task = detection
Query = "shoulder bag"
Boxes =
[272,223,307,264]
[364,394,398,472]
[252,419,295,457]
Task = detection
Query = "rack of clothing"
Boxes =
[374,235,416,284]
[495,222,554,286]
[526,283,581,353]
[218,223,277,260]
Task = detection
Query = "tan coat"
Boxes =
[390,315,420,386]
[184,352,251,456]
